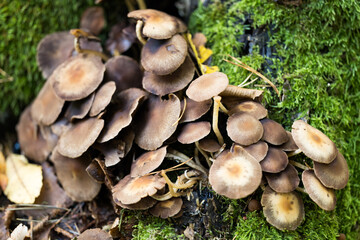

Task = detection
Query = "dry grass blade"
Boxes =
[223,55,280,99]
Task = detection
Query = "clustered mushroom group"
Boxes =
[16,7,349,233]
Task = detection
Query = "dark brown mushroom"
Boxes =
[89,81,116,117]
[261,186,304,231]
[186,72,229,102]
[106,23,136,55]
[260,147,288,173]
[149,197,183,219]
[180,97,212,123]
[177,121,211,144]
[292,120,337,164]
[93,140,125,167]
[64,93,95,121]
[130,146,167,177]
[116,197,157,210]
[278,131,299,152]
[260,118,288,145]
[141,34,187,75]
[265,164,300,193]
[243,141,268,162]
[80,7,105,35]
[78,228,112,240]
[198,138,221,153]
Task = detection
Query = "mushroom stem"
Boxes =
[287,149,302,157]
[195,141,211,167]
[124,0,135,11]
[135,20,147,45]
[220,85,263,100]
[289,160,310,171]
[214,143,226,159]
[166,149,208,175]
[136,0,147,9]
[295,186,307,194]
[218,101,229,115]
[194,148,201,166]
[260,183,266,191]
[151,192,173,201]
[172,97,186,126]
[73,34,109,61]
[212,96,225,146]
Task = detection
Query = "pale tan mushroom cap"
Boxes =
[90,81,116,117]
[265,164,299,193]
[243,141,268,162]
[130,146,167,177]
[57,117,104,158]
[31,79,65,126]
[186,72,229,102]
[150,197,183,219]
[78,228,112,240]
[229,101,268,119]
[227,113,264,146]
[313,151,349,190]
[180,98,212,123]
[302,170,336,211]
[128,9,187,39]
[261,186,304,231]
[142,56,195,96]
[260,147,288,173]
[134,94,181,150]
[261,118,288,145]
[141,34,187,75]
[36,31,74,79]
[209,145,262,199]
[177,121,211,144]
[52,54,105,101]
[51,149,101,202]
[112,174,166,205]
[292,120,337,163]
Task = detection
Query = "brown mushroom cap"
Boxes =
[143,56,195,96]
[302,170,336,211]
[198,138,221,153]
[36,31,74,79]
[313,151,349,190]
[243,141,268,162]
[52,54,105,101]
[16,106,52,163]
[128,9,187,39]
[180,98,212,123]
[186,72,229,102]
[31,79,65,126]
[134,94,181,150]
[104,56,142,93]
[177,121,211,144]
[260,118,288,145]
[51,149,101,202]
[93,140,125,167]
[209,145,262,199]
[80,7,105,35]
[89,81,116,117]
[227,113,264,146]
[150,197,183,219]
[278,131,299,152]
[229,101,268,119]
[261,186,304,231]
[260,147,288,173]
[112,174,166,205]
[265,164,300,193]
[98,88,148,143]
[130,146,167,177]
[141,34,187,75]
[116,196,157,210]
[78,228,112,240]
[292,120,337,163]
[65,93,95,121]
[57,117,104,158]
[106,23,136,55]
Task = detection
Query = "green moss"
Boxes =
[190,0,360,239]
[0,0,93,117]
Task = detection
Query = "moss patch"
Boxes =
[190,0,360,239]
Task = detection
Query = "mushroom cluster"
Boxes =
[16,7,349,231]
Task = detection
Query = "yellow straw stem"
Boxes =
[212,96,224,146]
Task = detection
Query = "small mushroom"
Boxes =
[186,72,229,102]
[261,186,304,231]
[229,101,268,119]
[149,197,183,219]
[89,81,116,117]
[243,141,268,162]
[198,138,221,153]
[313,151,349,190]
[130,146,167,177]
[292,120,337,164]
[64,93,95,121]
[265,164,300,193]
[106,23,136,55]
[50,149,101,202]
[93,140,125,167]
[141,34,187,75]
[77,228,112,240]
[80,7,105,35]
[116,196,157,210]
[209,145,262,199]
[260,147,288,173]
[52,54,105,101]
[128,9,186,39]
[260,118,288,145]
[142,56,195,96]
[57,117,104,158]
[278,131,299,152]
[226,113,264,146]
[177,121,211,144]
[179,97,212,123]
[112,174,166,205]
[302,170,336,211]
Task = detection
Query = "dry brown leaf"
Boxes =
[0,151,7,191]
[4,154,43,204]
